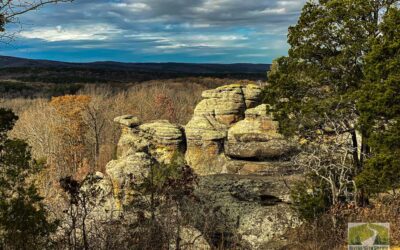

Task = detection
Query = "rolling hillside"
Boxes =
[0,55,270,83]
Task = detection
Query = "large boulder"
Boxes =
[197,84,262,125]
[185,84,263,175]
[107,116,185,211]
[225,104,296,160]
[114,116,185,163]
[106,152,152,211]
[138,120,185,164]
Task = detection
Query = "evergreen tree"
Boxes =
[266,0,398,168]
[265,0,400,207]
[356,7,400,194]
[0,108,57,249]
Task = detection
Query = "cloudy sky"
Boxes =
[1,0,306,63]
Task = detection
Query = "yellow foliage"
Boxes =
[49,95,92,175]
[299,138,309,145]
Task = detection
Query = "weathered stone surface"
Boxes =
[186,140,227,175]
[116,127,148,158]
[106,152,152,211]
[224,160,301,176]
[138,120,185,164]
[185,84,264,175]
[114,115,141,128]
[108,118,185,211]
[93,84,301,248]
[191,175,301,250]
[170,226,211,250]
[139,120,183,145]
[225,104,296,160]
[196,84,262,125]
[243,84,263,108]
[116,117,185,163]
[185,115,227,141]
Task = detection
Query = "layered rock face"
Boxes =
[185,84,295,175]
[225,104,296,160]
[194,174,300,249]
[98,83,301,249]
[182,84,301,249]
[114,115,184,163]
[185,84,263,175]
[106,116,185,211]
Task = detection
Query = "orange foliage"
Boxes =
[154,93,176,121]
[50,95,92,176]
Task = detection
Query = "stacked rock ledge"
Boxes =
[107,116,185,211]
[94,83,302,249]
[185,84,297,176]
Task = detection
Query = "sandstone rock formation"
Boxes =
[185,84,263,175]
[94,83,301,249]
[185,84,296,175]
[194,174,301,249]
[107,116,185,211]
[114,116,184,163]
[225,104,296,160]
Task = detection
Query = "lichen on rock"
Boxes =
[107,116,185,211]
[185,84,266,175]
[94,83,301,249]
[225,104,296,160]
[185,84,297,175]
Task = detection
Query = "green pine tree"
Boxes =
[0,108,57,249]
[356,7,400,195]
[264,0,400,207]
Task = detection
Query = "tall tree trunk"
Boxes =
[351,131,361,172]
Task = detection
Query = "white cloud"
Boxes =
[7,0,309,63]
[113,2,151,12]
[20,24,122,42]
[156,43,188,49]
[257,8,286,14]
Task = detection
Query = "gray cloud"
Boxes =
[2,0,306,63]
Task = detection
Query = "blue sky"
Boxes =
[1,0,306,63]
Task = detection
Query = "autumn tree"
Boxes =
[154,93,177,122]
[82,94,108,172]
[50,95,91,177]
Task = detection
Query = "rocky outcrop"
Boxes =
[185,84,297,175]
[225,104,296,160]
[139,120,185,164]
[94,83,301,249]
[192,174,301,249]
[114,116,184,163]
[185,84,264,175]
[181,84,301,248]
[107,116,185,211]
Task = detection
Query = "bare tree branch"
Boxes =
[0,0,73,40]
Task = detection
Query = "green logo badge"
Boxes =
[348,223,389,249]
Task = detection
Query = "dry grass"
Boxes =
[283,195,400,249]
